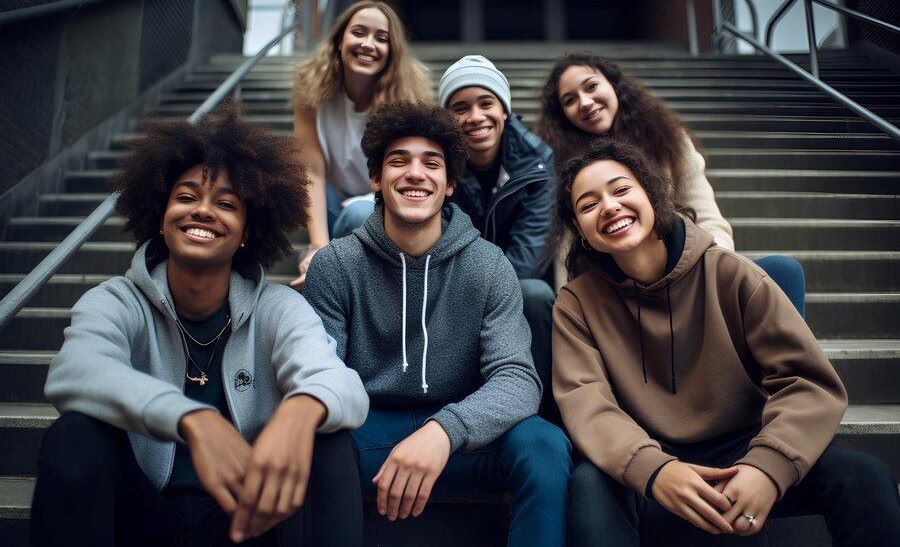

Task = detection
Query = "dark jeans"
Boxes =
[520,278,560,424]
[31,412,363,547]
[351,407,572,547]
[753,255,806,317]
[569,430,900,547]
[325,185,374,239]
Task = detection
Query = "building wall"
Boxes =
[0,0,246,196]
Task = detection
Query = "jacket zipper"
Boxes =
[483,169,547,239]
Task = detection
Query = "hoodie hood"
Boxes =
[592,218,715,393]
[355,203,481,270]
[124,239,265,332]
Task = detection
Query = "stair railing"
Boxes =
[713,0,900,143]
[0,16,304,333]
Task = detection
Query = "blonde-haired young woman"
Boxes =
[291,1,433,287]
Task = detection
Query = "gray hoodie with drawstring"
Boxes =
[303,204,541,453]
[44,240,369,489]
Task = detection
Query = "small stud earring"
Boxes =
[240,243,245,248]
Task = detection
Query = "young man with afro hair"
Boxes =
[303,102,572,546]
[32,110,369,547]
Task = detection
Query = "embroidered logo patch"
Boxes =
[234,369,253,392]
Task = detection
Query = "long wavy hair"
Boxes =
[537,53,700,201]
[546,138,695,280]
[293,1,433,111]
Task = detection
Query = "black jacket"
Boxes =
[448,115,554,279]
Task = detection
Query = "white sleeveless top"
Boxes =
[316,93,370,199]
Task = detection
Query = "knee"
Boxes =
[833,451,894,494]
[342,201,374,225]
[38,412,122,488]
[755,255,805,283]
[504,417,572,480]
[520,279,555,313]
[569,461,622,530]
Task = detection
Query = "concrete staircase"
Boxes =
[1,43,898,545]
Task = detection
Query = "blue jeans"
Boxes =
[326,185,375,239]
[351,407,572,547]
[753,255,806,317]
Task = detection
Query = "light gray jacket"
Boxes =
[45,241,369,489]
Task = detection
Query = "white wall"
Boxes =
[734,0,846,53]
[243,0,294,56]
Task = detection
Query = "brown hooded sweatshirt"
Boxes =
[552,218,847,498]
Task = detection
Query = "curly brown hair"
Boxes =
[547,138,695,279]
[536,53,700,201]
[361,101,468,188]
[111,108,308,274]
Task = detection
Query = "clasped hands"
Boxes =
[178,395,326,543]
[650,460,779,537]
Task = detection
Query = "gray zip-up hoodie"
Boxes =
[304,204,541,453]
[45,241,369,489]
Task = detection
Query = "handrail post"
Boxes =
[686,0,699,57]
[711,0,724,52]
[765,0,800,47]
[803,0,820,78]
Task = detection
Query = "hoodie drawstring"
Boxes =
[399,252,432,394]
[400,254,409,372]
[666,283,677,394]
[632,281,677,394]
[633,281,647,384]
[421,255,431,393]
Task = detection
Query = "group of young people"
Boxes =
[31,2,900,546]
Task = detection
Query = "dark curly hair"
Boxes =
[111,107,308,274]
[536,53,701,203]
[546,138,695,280]
[361,101,468,194]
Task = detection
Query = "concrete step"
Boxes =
[37,193,110,216]
[731,218,900,251]
[4,217,129,242]
[1,338,895,405]
[705,150,900,171]
[741,251,899,292]
[61,170,116,193]
[715,192,900,219]
[708,170,898,194]
[695,132,898,151]
[1,294,894,352]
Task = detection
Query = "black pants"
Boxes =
[569,431,900,547]
[30,412,363,547]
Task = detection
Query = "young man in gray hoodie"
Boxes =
[304,102,571,547]
[32,112,369,547]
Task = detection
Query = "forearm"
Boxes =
[306,174,330,248]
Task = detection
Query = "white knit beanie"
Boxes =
[438,55,512,114]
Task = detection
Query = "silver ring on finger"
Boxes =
[743,514,756,526]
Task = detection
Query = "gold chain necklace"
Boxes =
[176,315,231,386]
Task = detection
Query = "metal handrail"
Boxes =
[765,0,800,48]
[739,0,760,42]
[813,0,900,37]
[0,17,304,333]
[718,19,900,142]
[0,0,112,27]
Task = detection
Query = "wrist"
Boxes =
[279,394,328,428]
[178,409,219,443]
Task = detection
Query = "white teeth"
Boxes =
[401,190,429,197]
[186,228,217,239]
[467,127,491,136]
[355,52,376,61]
[603,218,634,234]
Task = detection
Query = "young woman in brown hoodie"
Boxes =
[550,138,900,546]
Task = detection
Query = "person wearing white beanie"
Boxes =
[439,55,560,425]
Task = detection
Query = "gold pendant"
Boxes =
[187,372,208,386]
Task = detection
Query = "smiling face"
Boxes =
[161,164,247,270]
[447,86,507,167]
[557,65,619,135]
[339,7,390,79]
[571,159,656,257]
[372,136,453,229]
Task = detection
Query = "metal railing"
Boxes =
[0,16,304,333]
[0,0,113,27]
[714,0,900,143]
